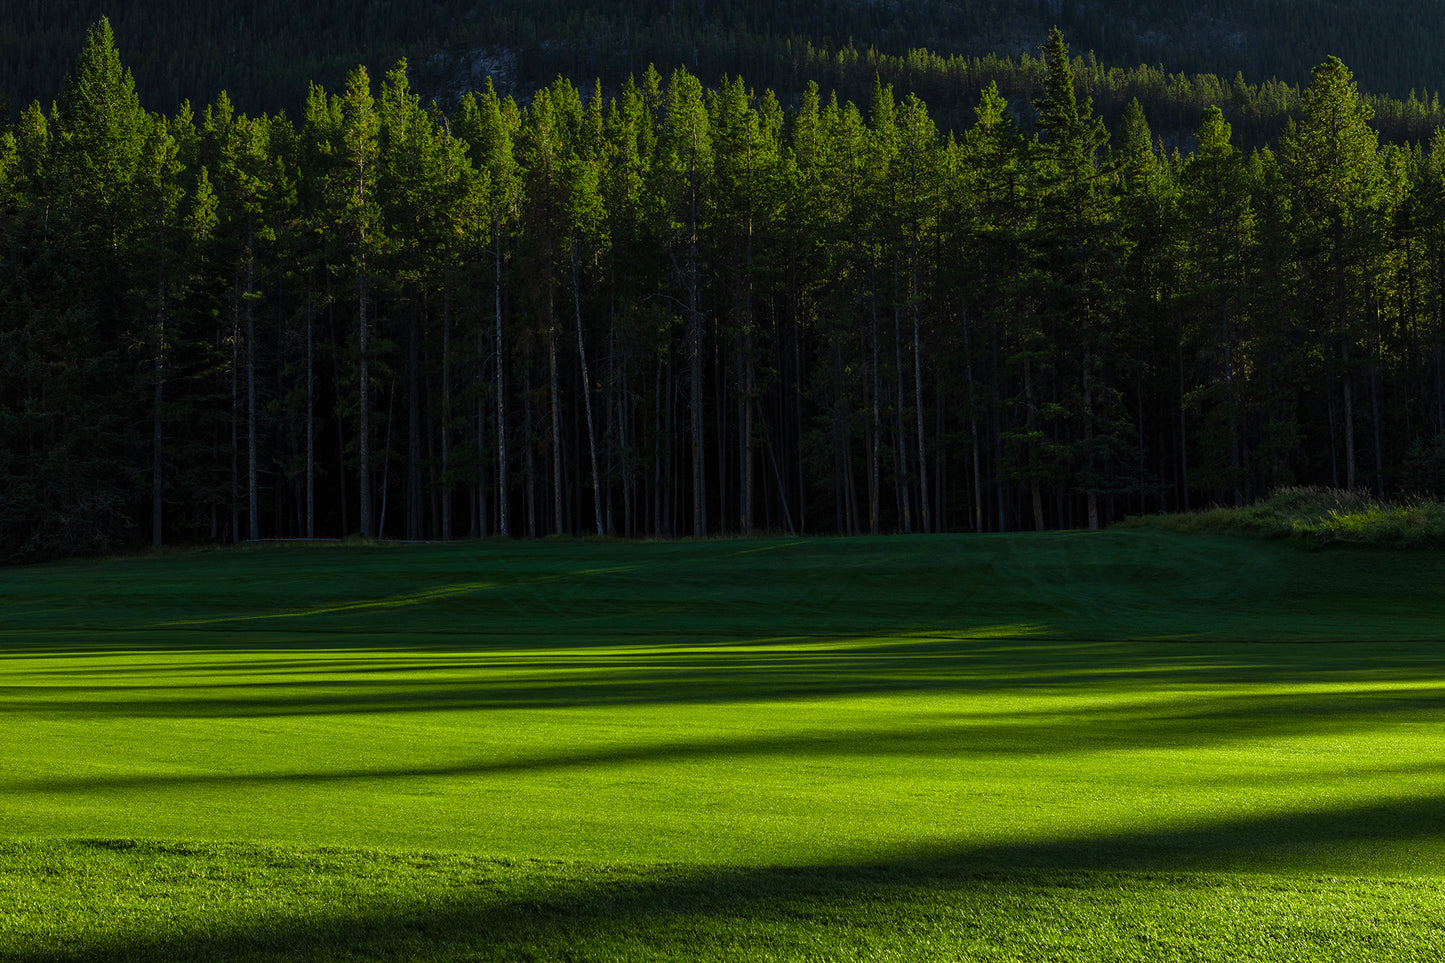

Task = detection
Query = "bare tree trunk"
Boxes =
[405,303,419,539]
[441,291,453,539]
[1343,359,1358,489]
[893,260,913,533]
[525,350,536,538]
[495,223,509,536]
[476,324,488,538]
[1222,303,1243,507]
[572,250,604,535]
[1336,222,1357,490]
[1025,358,1045,532]
[653,358,663,536]
[911,241,930,532]
[549,297,563,536]
[305,290,315,538]
[757,399,795,535]
[152,276,165,548]
[621,363,634,538]
[870,283,882,535]
[962,301,983,532]
[358,254,372,537]
[329,304,350,533]
[688,218,706,538]
[231,309,239,543]
[1083,352,1099,530]
[739,332,754,536]
[378,377,396,537]
[247,237,259,540]
[1372,347,1385,499]
[1177,314,1190,512]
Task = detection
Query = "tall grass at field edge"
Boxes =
[1123,486,1445,547]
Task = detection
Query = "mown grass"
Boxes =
[8,840,1445,962]
[2,532,1444,960]
[1123,486,1445,547]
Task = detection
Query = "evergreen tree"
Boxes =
[339,67,383,535]
[1281,56,1386,490]
[1030,27,1129,529]
[1179,106,1253,504]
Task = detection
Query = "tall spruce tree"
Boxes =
[1281,56,1385,490]
[1032,26,1129,529]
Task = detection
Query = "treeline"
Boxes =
[9,2,1445,150]
[787,43,1445,150]
[3,20,1445,560]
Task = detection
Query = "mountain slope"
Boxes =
[3,1,1442,123]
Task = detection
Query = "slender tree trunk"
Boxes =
[406,302,420,539]
[758,399,795,535]
[1222,303,1243,507]
[494,222,509,536]
[893,261,913,533]
[1343,354,1358,489]
[231,300,241,543]
[870,282,882,535]
[1372,336,1385,499]
[525,363,536,538]
[572,250,604,535]
[1025,358,1045,531]
[441,291,453,540]
[329,304,351,534]
[378,377,395,537]
[358,253,372,537]
[606,291,617,537]
[1177,313,1190,512]
[911,240,930,532]
[247,237,259,540]
[305,291,315,539]
[152,276,165,548]
[963,301,983,533]
[1336,222,1357,490]
[688,207,706,538]
[990,311,1006,532]
[653,358,664,536]
[549,295,563,536]
[476,324,488,538]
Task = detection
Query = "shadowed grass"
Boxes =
[3,532,1445,959]
[1123,486,1445,547]
[5,841,1445,962]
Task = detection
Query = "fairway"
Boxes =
[4,532,1445,960]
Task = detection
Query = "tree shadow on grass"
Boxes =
[11,791,1445,962]
[5,632,1444,720]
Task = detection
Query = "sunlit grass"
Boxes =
[7,840,1445,962]
[3,533,1444,959]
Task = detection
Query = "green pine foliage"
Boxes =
[8,21,1445,558]
[6,3,1445,147]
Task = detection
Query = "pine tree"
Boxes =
[1281,56,1385,490]
[1031,26,1129,529]
[339,66,383,536]
[659,68,714,537]
[1179,106,1253,504]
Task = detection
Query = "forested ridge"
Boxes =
[3,20,1445,560]
[7,1,1445,149]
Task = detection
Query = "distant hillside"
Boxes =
[4,1,1444,140]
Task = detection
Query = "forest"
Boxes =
[3,18,1445,560]
[7,1,1445,148]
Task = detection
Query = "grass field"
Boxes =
[3,531,1445,960]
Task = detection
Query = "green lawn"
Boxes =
[3,532,1444,960]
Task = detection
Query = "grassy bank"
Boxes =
[1123,486,1445,547]
[3,533,1444,959]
